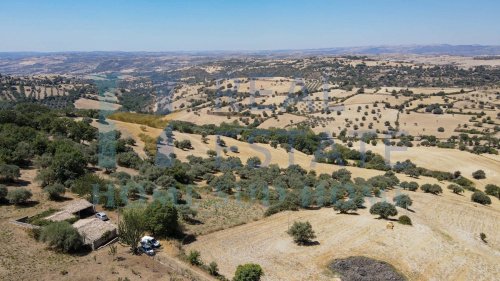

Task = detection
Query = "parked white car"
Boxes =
[139,243,155,256]
[141,236,160,248]
[95,212,109,221]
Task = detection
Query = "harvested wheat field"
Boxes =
[74,97,121,110]
[186,188,500,281]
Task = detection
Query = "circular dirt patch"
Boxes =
[329,256,406,281]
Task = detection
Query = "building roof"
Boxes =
[73,218,117,244]
[62,199,94,214]
[45,199,94,222]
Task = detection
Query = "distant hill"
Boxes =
[1,45,500,75]
[294,44,500,56]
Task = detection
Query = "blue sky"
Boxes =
[0,0,499,51]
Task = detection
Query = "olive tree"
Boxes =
[233,263,264,281]
[369,202,398,219]
[287,221,316,245]
[118,205,147,254]
[393,194,412,209]
[6,188,32,205]
[471,191,491,205]
[39,221,83,253]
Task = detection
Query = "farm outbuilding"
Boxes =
[44,199,95,222]
[73,218,118,250]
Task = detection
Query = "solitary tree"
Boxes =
[233,263,264,281]
[369,202,398,219]
[287,221,316,245]
[472,170,486,179]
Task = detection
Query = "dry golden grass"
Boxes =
[186,188,500,281]
[74,98,121,111]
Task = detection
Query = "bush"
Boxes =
[39,221,83,253]
[246,156,262,168]
[393,194,412,209]
[484,184,499,199]
[369,202,398,219]
[332,168,351,182]
[44,183,66,200]
[480,232,487,243]
[472,170,486,179]
[398,215,412,225]
[400,181,419,191]
[0,184,7,200]
[229,146,239,153]
[420,184,442,195]
[6,188,32,205]
[174,139,192,150]
[471,191,491,205]
[208,261,219,276]
[233,263,264,281]
[188,250,202,266]
[447,184,464,194]
[287,221,316,245]
[144,200,179,237]
[333,199,358,214]
[453,176,474,188]
[0,164,21,182]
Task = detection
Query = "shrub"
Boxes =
[420,184,442,195]
[39,221,83,253]
[208,261,219,276]
[0,164,21,182]
[174,139,192,150]
[229,146,239,153]
[246,156,262,168]
[484,184,499,199]
[393,194,412,209]
[233,263,264,281]
[480,233,487,243]
[447,184,464,194]
[453,176,474,188]
[398,215,412,225]
[0,184,7,200]
[6,188,32,205]
[400,181,419,191]
[471,191,491,205]
[188,250,202,266]
[44,183,66,200]
[369,202,398,219]
[207,149,217,157]
[332,168,351,182]
[333,199,358,214]
[287,221,316,245]
[472,170,486,179]
[437,127,445,132]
